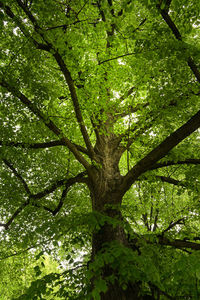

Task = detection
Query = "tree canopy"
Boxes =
[0,0,200,299]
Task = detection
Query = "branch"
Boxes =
[0,200,30,230]
[158,236,200,251]
[3,159,31,195]
[0,172,87,229]
[98,18,147,64]
[14,0,95,160]
[32,184,69,215]
[120,114,156,150]
[119,86,136,103]
[157,5,200,83]
[0,140,88,154]
[162,218,185,233]
[53,52,95,159]
[0,2,49,51]
[156,175,186,187]
[142,213,151,231]
[0,80,90,170]
[99,51,142,65]
[45,19,89,31]
[31,171,87,200]
[129,234,200,251]
[150,159,200,170]
[152,208,159,232]
[0,140,64,149]
[122,109,200,193]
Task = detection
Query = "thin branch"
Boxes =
[122,109,200,194]
[119,86,136,103]
[149,283,175,300]
[0,140,65,149]
[142,213,151,231]
[45,19,89,31]
[150,159,200,170]
[120,114,156,150]
[156,175,186,187]
[32,185,69,216]
[162,218,185,233]
[3,159,31,195]
[52,185,69,215]
[0,200,30,230]
[98,51,142,65]
[0,140,88,155]
[98,17,147,64]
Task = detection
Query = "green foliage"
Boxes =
[0,0,200,299]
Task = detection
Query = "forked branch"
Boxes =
[0,172,87,229]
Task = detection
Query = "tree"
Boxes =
[0,0,200,299]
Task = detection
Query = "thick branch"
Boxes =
[0,2,49,51]
[122,109,200,193]
[14,0,95,159]
[158,236,200,251]
[0,80,90,170]
[53,52,95,159]
[129,234,200,252]
[158,5,200,83]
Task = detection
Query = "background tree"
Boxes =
[0,0,200,299]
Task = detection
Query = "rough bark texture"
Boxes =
[88,134,144,299]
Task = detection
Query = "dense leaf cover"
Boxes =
[0,0,200,299]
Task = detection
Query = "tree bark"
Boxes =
[88,165,143,299]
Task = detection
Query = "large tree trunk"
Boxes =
[89,169,142,299]
[90,189,143,299]
[87,134,148,299]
